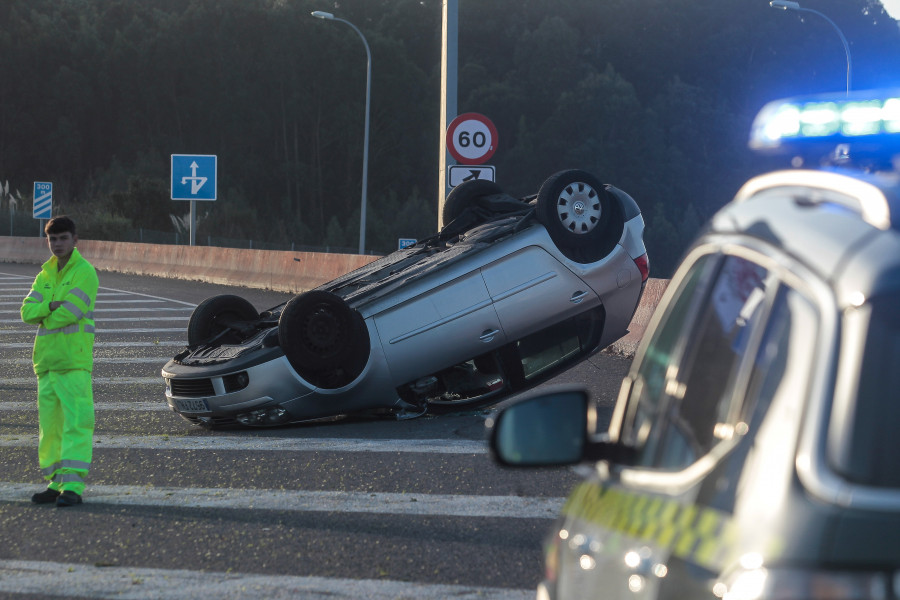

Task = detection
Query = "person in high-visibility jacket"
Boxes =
[20,216,98,508]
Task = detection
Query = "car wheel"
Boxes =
[442,179,504,225]
[278,291,370,385]
[187,295,258,346]
[535,169,624,263]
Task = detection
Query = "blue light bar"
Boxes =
[750,89,900,152]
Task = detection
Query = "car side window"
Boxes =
[696,284,818,512]
[622,254,715,461]
[629,254,771,471]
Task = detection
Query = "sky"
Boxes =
[882,0,900,19]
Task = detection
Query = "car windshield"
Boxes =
[838,290,900,488]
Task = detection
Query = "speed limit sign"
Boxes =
[446,113,498,165]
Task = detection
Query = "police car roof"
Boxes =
[701,90,900,302]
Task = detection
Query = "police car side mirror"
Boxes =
[488,387,632,467]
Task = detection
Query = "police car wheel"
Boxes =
[536,169,623,263]
[442,179,504,227]
[187,295,259,347]
[278,291,369,382]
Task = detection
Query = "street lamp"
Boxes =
[770,0,851,96]
[311,10,371,255]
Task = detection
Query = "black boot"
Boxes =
[31,488,61,504]
[56,490,83,507]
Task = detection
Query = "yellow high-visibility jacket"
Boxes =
[21,248,99,374]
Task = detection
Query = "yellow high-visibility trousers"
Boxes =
[37,370,94,495]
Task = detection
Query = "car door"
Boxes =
[480,245,600,339]
[373,270,506,386]
[556,250,778,600]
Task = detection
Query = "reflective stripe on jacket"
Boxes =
[21,248,99,374]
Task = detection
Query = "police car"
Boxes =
[490,89,900,600]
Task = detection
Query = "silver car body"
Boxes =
[163,176,648,427]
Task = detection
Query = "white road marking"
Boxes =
[0,316,189,322]
[0,482,562,519]
[0,560,534,600]
[3,340,185,348]
[2,376,161,385]
[1,305,192,311]
[0,402,167,411]
[1,356,170,365]
[0,328,186,334]
[0,434,489,454]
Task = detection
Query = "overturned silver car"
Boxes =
[161,169,649,427]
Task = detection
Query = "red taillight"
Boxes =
[634,254,649,282]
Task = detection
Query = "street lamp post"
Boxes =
[311,10,371,255]
[770,0,851,96]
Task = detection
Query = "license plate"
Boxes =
[174,398,209,413]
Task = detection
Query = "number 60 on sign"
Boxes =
[446,113,498,165]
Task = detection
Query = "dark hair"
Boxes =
[44,216,77,236]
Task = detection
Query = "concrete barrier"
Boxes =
[2,235,668,356]
[0,236,379,294]
[605,277,669,357]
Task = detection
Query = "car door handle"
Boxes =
[480,329,501,342]
[570,291,590,304]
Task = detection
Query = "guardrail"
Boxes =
[1,235,666,356]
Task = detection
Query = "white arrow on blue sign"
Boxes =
[171,154,217,201]
[33,182,52,219]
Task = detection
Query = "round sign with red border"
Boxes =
[446,113,498,165]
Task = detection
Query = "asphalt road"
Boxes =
[0,263,631,599]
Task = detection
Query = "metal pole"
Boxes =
[190,200,196,246]
[311,12,371,255]
[770,1,851,96]
[438,0,458,231]
[802,8,851,96]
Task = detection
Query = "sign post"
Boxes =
[171,154,217,246]
[33,181,52,235]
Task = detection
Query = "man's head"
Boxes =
[44,216,78,263]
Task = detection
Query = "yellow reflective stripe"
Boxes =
[42,460,91,475]
[54,473,85,484]
[70,287,91,307]
[60,301,85,319]
[38,324,79,336]
[560,481,734,571]
[25,290,44,302]
[37,322,95,336]
[60,459,91,470]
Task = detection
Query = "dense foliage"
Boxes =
[1,0,899,274]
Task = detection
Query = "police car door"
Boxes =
[557,250,775,600]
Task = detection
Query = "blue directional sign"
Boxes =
[171,154,217,201]
[33,182,52,219]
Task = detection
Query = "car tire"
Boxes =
[278,291,370,385]
[535,169,624,263]
[187,295,258,346]
[442,179,504,225]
